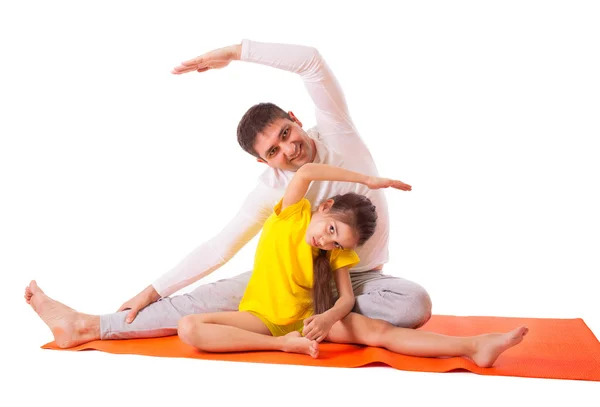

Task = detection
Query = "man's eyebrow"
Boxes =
[263,125,287,158]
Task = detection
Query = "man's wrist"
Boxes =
[230,44,242,60]
[146,285,161,301]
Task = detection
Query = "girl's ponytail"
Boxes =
[312,249,334,315]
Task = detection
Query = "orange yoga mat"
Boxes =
[41,315,600,381]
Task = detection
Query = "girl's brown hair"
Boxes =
[311,192,378,315]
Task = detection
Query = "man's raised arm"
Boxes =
[172,39,357,139]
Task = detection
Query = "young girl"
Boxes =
[177,163,528,367]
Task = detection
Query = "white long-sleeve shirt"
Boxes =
[152,39,391,298]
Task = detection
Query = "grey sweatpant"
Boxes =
[100,270,432,340]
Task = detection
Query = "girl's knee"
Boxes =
[360,319,393,347]
[177,315,195,344]
[177,314,208,345]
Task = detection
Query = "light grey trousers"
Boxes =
[100,270,432,340]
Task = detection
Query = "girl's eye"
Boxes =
[334,243,341,248]
[329,225,335,234]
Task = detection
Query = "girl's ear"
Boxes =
[319,199,335,212]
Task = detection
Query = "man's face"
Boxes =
[253,115,316,172]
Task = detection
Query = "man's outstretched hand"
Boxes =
[172,44,242,75]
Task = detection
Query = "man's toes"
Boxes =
[24,288,33,303]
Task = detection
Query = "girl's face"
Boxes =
[305,200,359,251]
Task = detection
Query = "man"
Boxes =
[25,39,431,348]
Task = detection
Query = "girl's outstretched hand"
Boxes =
[366,176,412,191]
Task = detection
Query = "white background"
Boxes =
[2,0,599,405]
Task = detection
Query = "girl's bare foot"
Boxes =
[471,326,529,367]
[279,331,319,358]
[24,280,100,348]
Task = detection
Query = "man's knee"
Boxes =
[359,281,432,328]
[405,286,432,328]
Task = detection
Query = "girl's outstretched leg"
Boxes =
[326,312,528,367]
[177,311,319,358]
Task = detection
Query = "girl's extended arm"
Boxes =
[324,267,355,322]
[282,163,412,210]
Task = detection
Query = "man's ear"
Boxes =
[288,111,303,128]
[256,158,267,164]
[319,199,335,212]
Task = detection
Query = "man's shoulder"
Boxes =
[309,125,371,161]
[306,126,322,141]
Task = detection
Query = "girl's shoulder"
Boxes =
[273,197,312,220]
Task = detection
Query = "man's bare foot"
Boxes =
[24,280,100,348]
[279,331,319,358]
[470,326,529,368]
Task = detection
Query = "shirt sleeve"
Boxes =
[274,198,311,220]
[329,249,360,272]
[240,39,358,140]
[152,180,283,298]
